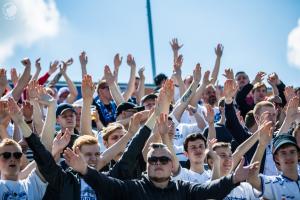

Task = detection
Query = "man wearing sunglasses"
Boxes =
[0,138,47,199]
[64,142,258,199]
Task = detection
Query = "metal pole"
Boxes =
[146,0,157,81]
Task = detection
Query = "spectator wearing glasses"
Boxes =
[64,142,258,200]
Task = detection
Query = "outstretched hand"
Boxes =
[64,147,88,175]
[233,157,259,184]
[52,128,71,156]
[81,75,95,104]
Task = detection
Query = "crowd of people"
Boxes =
[0,38,299,200]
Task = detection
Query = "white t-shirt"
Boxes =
[224,182,259,200]
[0,170,47,199]
[80,178,97,200]
[173,166,211,184]
[263,143,279,176]
[260,174,300,200]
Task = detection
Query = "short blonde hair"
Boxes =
[212,142,231,151]
[253,101,274,116]
[72,135,99,151]
[252,82,267,93]
[0,138,22,152]
[102,122,125,141]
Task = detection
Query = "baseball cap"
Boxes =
[57,87,70,97]
[141,93,158,105]
[116,102,144,117]
[56,103,76,117]
[272,134,300,155]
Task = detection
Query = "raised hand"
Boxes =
[36,85,54,106]
[52,128,71,156]
[193,63,201,83]
[21,58,31,68]
[128,112,143,135]
[233,157,259,184]
[224,79,238,100]
[127,54,136,68]
[253,71,266,84]
[104,65,115,85]
[215,44,224,57]
[285,96,299,121]
[155,79,174,115]
[22,101,33,121]
[173,54,183,72]
[138,67,145,80]
[267,72,278,86]
[202,70,213,86]
[10,68,19,85]
[35,58,42,72]
[222,68,234,80]
[79,51,88,67]
[60,58,73,74]
[157,113,169,137]
[258,116,274,146]
[113,53,122,71]
[63,147,88,174]
[203,104,214,124]
[7,97,23,125]
[284,86,296,103]
[27,80,39,100]
[205,138,220,161]
[186,105,197,116]
[0,69,8,89]
[169,38,183,53]
[81,75,95,104]
[49,60,59,75]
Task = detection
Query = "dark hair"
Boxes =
[183,133,207,152]
[235,71,247,78]
[154,73,168,86]
[245,110,256,129]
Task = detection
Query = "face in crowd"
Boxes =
[203,85,217,106]
[274,145,299,173]
[97,83,112,101]
[214,144,233,176]
[57,109,76,130]
[253,85,267,104]
[0,139,23,180]
[147,144,173,183]
[235,72,249,89]
[185,138,206,165]
[143,98,156,110]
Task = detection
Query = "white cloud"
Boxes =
[0,0,60,63]
[287,18,300,68]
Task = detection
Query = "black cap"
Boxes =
[141,93,158,105]
[272,135,300,154]
[116,102,144,117]
[56,103,76,117]
[154,73,167,86]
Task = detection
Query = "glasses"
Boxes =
[0,152,23,160]
[147,156,171,165]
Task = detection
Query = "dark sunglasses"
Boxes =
[0,152,23,160]
[147,156,171,165]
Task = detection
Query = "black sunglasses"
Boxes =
[147,156,171,165]
[0,152,23,160]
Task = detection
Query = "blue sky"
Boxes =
[1,0,300,86]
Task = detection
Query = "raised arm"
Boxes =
[189,70,211,107]
[267,73,279,96]
[277,96,300,135]
[104,65,124,106]
[247,117,273,191]
[3,58,31,101]
[136,67,145,104]
[205,104,216,141]
[47,61,61,87]
[37,86,57,152]
[210,44,223,85]
[0,69,8,97]
[171,63,201,122]
[113,53,122,83]
[60,58,78,104]
[173,54,186,98]
[31,58,42,81]
[122,54,137,101]
[79,51,88,79]
[80,75,95,136]
[98,112,142,170]
[169,38,183,63]
[158,113,180,175]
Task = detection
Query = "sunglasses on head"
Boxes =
[147,156,171,165]
[0,152,23,160]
